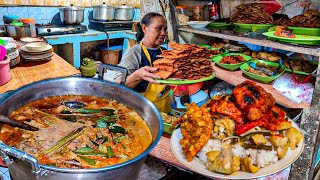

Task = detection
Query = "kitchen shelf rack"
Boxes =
[167,0,320,178]
[178,27,320,57]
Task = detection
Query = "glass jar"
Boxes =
[193,5,204,21]
[176,6,189,26]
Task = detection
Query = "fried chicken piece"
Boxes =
[232,81,275,121]
[209,95,244,124]
[175,103,213,161]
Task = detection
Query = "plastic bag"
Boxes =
[273,74,314,104]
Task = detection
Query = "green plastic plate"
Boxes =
[163,122,173,135]
[263,31,320,45]
[288,26,320,36]
[155,72,215,85]
[212,53,252,71]
[233,23,273,29]
[207,22,231,29]
[240,60,286,83]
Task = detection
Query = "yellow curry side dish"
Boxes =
[0,95,152,169]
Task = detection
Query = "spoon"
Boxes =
[0,115,39,131]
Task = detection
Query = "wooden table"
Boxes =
[0,53,80,94]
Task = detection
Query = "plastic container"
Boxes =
[96,44,122,65]
[192,6,204,21]
[20,18,36,37]
[3,15,19,24]
[178,85,190,105]
[170,82,202,96]
[176,6,189,26]
[0,56,11,85]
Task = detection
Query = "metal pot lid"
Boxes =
[60,4,84,11]
[115,5,134,9]
[95,2,114,8]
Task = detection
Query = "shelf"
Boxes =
[212,65,310,109]
[178,27,320,57]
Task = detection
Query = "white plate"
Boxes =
[20,37,44,43]
[20,44,52,53]
[21,52,53,60]
[186,21,210,29]
[170,121,304,179]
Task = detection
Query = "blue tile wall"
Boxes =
[28,7,47,22]
[0,7,8,21]
[0,6,140,25]
[7,7,28,19]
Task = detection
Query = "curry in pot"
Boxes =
[0,95,152,168]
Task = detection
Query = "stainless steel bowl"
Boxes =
[114,5,134,21]
[0,76,163,180]
[93,3,115,21]
[59,5,84,25]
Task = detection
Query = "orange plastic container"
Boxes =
[170,82,203,96]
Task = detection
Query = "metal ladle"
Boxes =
[0,115,39,131]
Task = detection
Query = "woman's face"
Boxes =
[142,16,167,48]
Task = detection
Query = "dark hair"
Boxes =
[136,12,165,42]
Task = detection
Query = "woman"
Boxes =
[117,12,171,112]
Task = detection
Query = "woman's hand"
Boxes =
[125,66,161,88]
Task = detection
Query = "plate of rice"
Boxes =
[170,121,304,179]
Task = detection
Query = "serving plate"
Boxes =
[287,26,320,36]
[212,53,252,71]
[262,31,320,45]
[207,22,231,29]
[21,52,53,60]
[240,60,286,83]
[170,120,304,180]
[20,44,52,53]
[233,23,273,30]
[155,72,215,85]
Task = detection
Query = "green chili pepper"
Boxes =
[114,135,125,143]
[75,109,101,114]
[75,151,108,157]
[75,147,94,153]
[107,146,114,158]
[239,131,271,143]
[240,143,273,151]
[79,156,96,165]
[99,144,104,152]
[109,126,126,134]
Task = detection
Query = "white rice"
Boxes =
[197,139,222,164]
[246,148,258,165]
[256,149,278,168]
[232,143,247,158]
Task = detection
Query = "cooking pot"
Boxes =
[93,2,115,21]
[59,4,84,25]
[114,5,135,21]
[0,65,163,180]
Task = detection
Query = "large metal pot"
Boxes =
[0,68,163,180]
[114,5,135,21]
[93,2,115,21]
[59,4,84,24]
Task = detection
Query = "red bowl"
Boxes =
[170,82,203,96]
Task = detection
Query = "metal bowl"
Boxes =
[0,77,163,180]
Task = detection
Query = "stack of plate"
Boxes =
[20,43,53,62]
